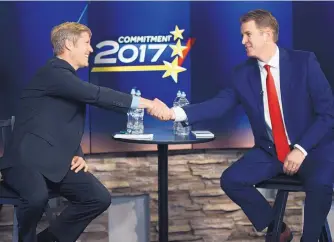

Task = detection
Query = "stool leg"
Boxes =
[266,190,289,242]
[12,206,19,242]
[319,219,332,242]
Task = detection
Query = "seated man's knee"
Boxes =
[26,191,49,211]
[220,168,241,192]
[95,188,112,212]
[304,179,333,195]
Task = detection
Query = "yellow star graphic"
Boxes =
[162,57,186,83]
[169,39,188,58]
[170,25,184,41]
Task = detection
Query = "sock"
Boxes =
[268,221,286,233]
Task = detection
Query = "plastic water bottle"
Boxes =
[174,90,181,105]
[126,88,136,133]
[173,90,182,134]
[175,91,191,135]
[132,90,144,134]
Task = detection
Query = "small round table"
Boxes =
[113,128,214,242]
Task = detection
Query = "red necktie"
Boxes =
[264,64,290,163]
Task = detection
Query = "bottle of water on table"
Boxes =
[174,91,191,136]
[173,90,182,134]
[132,89,144,134]
[126,88,136,133]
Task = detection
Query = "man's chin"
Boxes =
[80,62,89,68]
[246,51,255,57]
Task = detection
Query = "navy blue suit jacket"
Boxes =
[184,48,334,157]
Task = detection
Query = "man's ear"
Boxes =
[263,27,273,42]
[64,39,74,51]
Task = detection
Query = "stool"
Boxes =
[255,174,332,242]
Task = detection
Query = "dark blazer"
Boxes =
[0,57,133,182]
[184,48,334,157]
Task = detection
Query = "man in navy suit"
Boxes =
[0,22,169,242]
[151,9,334,242]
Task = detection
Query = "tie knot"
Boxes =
[264,64,271,72]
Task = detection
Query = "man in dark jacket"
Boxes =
[0,22,168,242]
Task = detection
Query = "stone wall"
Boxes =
[0,149,305,242]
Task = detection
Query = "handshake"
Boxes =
[140,98,176,121]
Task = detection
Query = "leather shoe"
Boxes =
[266,224,293,242]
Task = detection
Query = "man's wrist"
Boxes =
[170,109,176,120]
[172,106,187,122]
[138,98,153,109]
[294,144,308,157]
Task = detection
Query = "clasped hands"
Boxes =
[147,98,175,121]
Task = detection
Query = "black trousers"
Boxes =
[1,166,111,242]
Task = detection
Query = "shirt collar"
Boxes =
[257,45,279,69]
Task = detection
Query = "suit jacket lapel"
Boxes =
[247,49,292,120]
[248,58,265,118]
[279,48,292,112]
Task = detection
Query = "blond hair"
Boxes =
[51,22,92,55]
[240,9,279,42]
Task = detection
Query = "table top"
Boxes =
[112,128,215,145]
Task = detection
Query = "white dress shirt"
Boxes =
[173,45,307,156]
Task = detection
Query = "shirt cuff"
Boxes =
[172,106,188,122]
[294,144,308,157]
[130,96,140,109]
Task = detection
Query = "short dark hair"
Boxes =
[240,9,279,42]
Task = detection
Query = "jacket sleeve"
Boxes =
[45,69,133,113]
[183,69,240,125]
[183,88,239,125]
[297,53,334,151]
